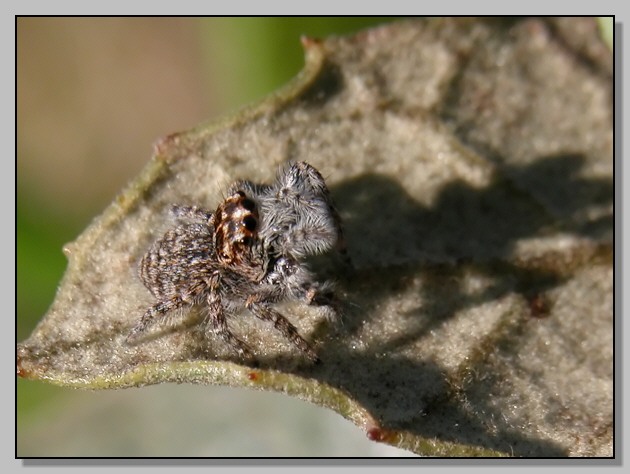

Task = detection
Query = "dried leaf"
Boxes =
[17,18,613,457]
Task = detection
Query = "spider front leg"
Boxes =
[275,256,339,317]
[303,282,337,308]
[245,296,320,363]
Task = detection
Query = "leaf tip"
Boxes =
[300,35,322,50]
[16,345,33,379]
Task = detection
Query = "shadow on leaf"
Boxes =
[305,152,611,456]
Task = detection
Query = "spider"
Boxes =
[127,162,346,363]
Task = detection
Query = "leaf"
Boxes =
[17,18,613,457]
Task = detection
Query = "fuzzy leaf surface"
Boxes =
[18,18,613,457]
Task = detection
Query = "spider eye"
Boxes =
[241,198,256,211]
[241,236,252,246]
[243,215,257,231]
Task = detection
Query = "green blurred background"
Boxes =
[17,17,613,457]
[17,17,408,457]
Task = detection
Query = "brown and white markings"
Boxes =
[127,162,346,363]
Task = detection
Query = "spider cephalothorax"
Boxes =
[127,162,345,363]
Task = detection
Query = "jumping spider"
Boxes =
[127,162,346,363]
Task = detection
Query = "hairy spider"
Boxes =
[127,162,346,363]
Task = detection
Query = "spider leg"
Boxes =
[205,282,253,359]
[295,280,340,327]
[170,204,215,225]
[297,162,352,264]
[245,297,320,363]
[127,295,187,343]
[303,282,337,307]
[271,161,351,263]
[274,257,338,310]
[129,278,210,343]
